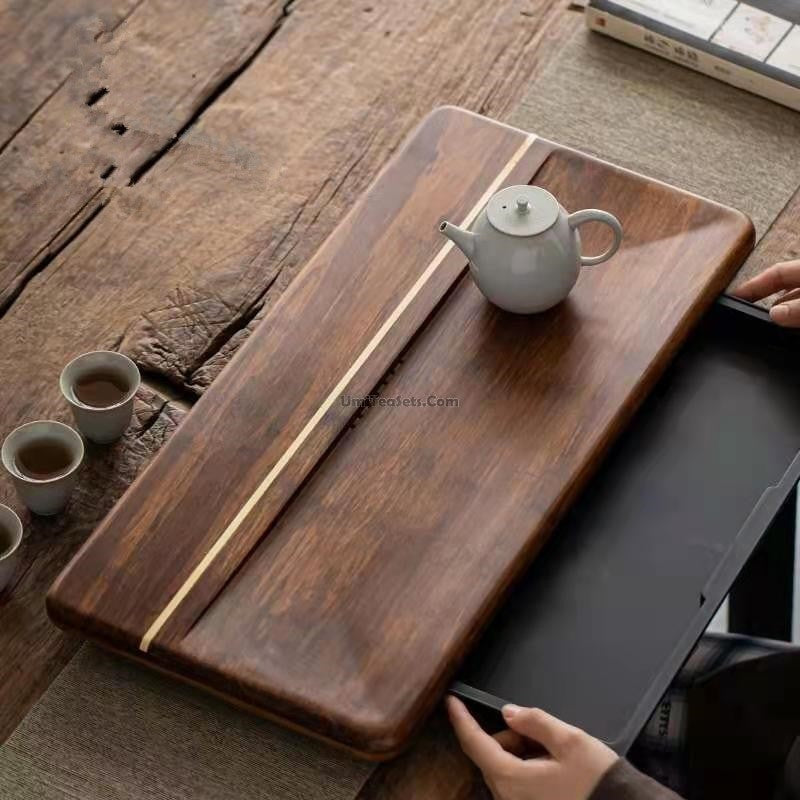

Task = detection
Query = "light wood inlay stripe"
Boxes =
[139,133,537,653]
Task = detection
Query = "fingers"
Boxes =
[733,260,800,327]
[734,261,800,302]
[770,299,800,327]
[447,696,518,773]
[502,705,582,758]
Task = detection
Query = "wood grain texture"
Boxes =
[0,0,286,311]
[48,108,755,758]
[0,0,138,149]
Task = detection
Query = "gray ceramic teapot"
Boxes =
[440,185,623,314]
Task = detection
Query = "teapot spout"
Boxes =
[439,221,475,259]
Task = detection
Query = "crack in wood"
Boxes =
[265,194,311,269]
[0,189,108,316]
[186,297,265,378]
[138,370,197,409]
[109,331,125,351]
[128,0,298,186]
[0,73,71,158]
[310,129,378,226]
[101,0,147,39]
[134,397,169,439]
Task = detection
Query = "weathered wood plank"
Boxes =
[0,0,286,311]
[0,0,139,149]
[0,387,183,743]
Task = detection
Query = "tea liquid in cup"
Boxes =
[15,438,74,481]
[73,371,130,408]
[1,421,84,515]
[60,351,140,444]
[0,504,23,594]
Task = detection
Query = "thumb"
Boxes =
[502,705,581,758]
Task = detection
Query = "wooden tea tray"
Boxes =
[48,107,754,759]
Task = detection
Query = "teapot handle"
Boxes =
[567,209,623,267]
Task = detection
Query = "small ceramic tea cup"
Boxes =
[0,505,23,594]
[60,351,140,444]
[1,421,84,515]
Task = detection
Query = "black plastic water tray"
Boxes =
[455,296,800,752]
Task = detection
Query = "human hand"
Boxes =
[446,696,617,800]
[734,260,800,327]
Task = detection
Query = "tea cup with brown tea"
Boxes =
[1,421,84,515]
[0,504,23,594]
[60,351,140,443]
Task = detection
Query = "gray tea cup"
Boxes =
[0,504,23,594]
[60,351,140,444]
[1,421,84,515]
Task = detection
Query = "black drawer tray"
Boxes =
[454,296,800,752]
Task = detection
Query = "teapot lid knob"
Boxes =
[485,185,560,237]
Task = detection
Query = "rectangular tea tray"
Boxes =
[456,296,800,752]
[48,107,754,759]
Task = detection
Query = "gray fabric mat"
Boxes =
[0,646,372,800]
[4,23,800,800]
[510,27,800,242]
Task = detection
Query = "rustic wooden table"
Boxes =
[0,2,798,797]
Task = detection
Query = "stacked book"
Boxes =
[586,1,800,112]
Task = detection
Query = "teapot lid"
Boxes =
[486,185,559,237]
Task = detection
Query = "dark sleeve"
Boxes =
[590,759,685,800]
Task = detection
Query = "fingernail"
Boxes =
[771,304,789,322]
[502,704,521,719]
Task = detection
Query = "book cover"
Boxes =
[586,1,800,112]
